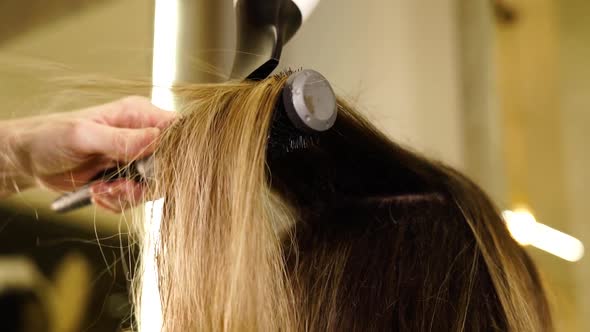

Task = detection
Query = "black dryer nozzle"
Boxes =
[230,0,303,80]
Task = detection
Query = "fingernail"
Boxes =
[150,127,161,137]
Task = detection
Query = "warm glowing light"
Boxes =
[143,0,179,331]
[151,0,179,111]
[503,209,584,262]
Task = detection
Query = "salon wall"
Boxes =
[493,0,575,329]
[491,0,590,330]
[559,0,590,329]
[282,0,465,169]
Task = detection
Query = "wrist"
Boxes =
[0,119,36,195]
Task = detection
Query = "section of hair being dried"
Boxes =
[148,73,297,331]
[136,72,552,332]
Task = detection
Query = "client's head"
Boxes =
[137,72,552,332]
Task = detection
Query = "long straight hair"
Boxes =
[136,72,552,331]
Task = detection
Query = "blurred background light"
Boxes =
[142,0,180,331]
[503,209,585,262]
[151,0,178,111]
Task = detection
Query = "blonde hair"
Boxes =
[133,72,552,331]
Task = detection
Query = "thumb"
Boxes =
[83,123,160,162]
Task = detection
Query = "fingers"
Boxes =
[90,179,145,213]
[73,96,176,163]
[39,157,115,191]
[79,122,160,163]
[92,96,176,130]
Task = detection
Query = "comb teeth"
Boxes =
[267,94,319,157]
[267,134,319,157]
[285,135,318,151]
[268,133,319,155]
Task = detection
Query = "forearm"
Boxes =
[0,119,36,197]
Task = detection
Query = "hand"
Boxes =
[2,96,175,212]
